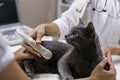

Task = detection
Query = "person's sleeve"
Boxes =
[53,0,90,39]
[0,38,14,72]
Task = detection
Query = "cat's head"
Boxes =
[65,22,97,48]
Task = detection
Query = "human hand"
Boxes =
[101,46,111,57]
[75,52,116,80]
[90,57,116,80]
[101,47,113,70]
[14,47,34,61]
[29,24,47,44]
[21,24,47,57]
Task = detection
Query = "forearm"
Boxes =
[0,60,30,80]
[44,23,60,37]
[108,45,120,55]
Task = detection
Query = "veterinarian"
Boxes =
[22,0,120,55]
[15,0,118,79]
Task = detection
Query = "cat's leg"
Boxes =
[58,47,74,80]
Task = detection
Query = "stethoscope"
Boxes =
[92,0,107,12]
[92,0,120,17]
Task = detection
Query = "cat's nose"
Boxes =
[65,35,68,38]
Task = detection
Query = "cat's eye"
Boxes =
[72,31,77,35]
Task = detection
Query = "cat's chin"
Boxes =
[66,40,72,44]
[65,39,71,43]
[66,41,81,48]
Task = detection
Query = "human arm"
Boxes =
[29,23,60,44]
[0,60,30,80]
[0,38,30,80]
[102,45,120,55]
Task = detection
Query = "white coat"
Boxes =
[53,0,120,46]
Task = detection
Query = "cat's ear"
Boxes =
[86,22,95,34]
[77,18,84,27]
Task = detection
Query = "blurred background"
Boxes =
[18,0,58,28]
[17,0,74,28]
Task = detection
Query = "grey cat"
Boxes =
[20,22,103,80]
